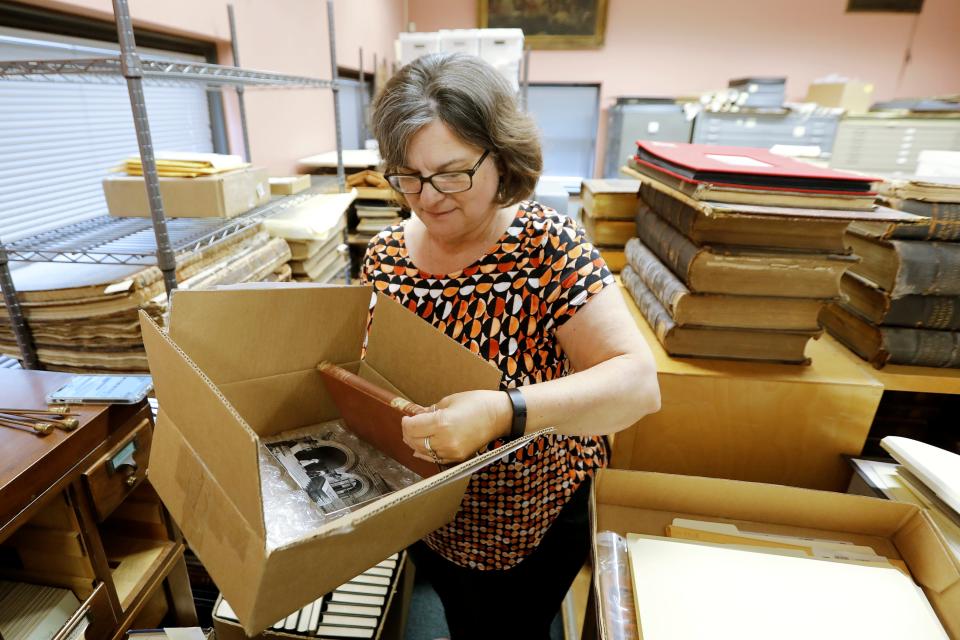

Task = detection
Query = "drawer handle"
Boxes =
[107,438,138,476]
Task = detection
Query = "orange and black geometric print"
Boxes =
[361,201,614,570]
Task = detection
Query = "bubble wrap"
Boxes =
[259,419,422,550]
[596,530,640,640]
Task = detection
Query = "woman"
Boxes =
[363,52,660,639]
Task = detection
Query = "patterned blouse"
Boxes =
[361,201,614,570]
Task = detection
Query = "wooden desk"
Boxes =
[615,285,885,491]
[0,369,197,639]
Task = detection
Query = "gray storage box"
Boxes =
[691,109,841,154]
[603,97,692,178]
[829,114,960,175]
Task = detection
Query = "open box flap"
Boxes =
[166,285,371,387]
[365,292,503,404]
[149,407,266,623]
[140,311,265,540]
[594,469,915,538]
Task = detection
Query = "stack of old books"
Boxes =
[580,179,638,273]
[0,226,291,372]
[264,191,356,284]
[621,141,914,364]
[345,170,403,278]
[821,176,960,368]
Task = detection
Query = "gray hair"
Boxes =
[371,52,542,206]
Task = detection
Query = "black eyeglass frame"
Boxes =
[384,150,491,195]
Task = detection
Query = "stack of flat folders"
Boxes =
[214,553,402,639]
[0,226,291,372]
[621,140,918,364]
[0,580,85,640]
[598,520,948,640]
[264,191,356,284]
[822,176,960,368]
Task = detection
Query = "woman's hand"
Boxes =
[401,390,513,464]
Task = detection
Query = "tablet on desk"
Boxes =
[46,375,153,405]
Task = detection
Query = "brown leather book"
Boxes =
[317,362,440,478]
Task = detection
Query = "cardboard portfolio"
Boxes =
[139,285,545,634]
[104,167,270,219]
[589,469,960,640]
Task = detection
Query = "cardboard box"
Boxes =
[588,469,960,640]
[805,80,875,114]
[269,175,311,196]
[104,167,270,219]
[212,553,411,640]
[139,285,544,635]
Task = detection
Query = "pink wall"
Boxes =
[19,0,404,174]
[408,0,960,175]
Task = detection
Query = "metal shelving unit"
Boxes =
[0,0,347,370]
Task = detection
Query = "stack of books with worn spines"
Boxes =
[821,176,960,368]
[214,553,403,639]
[345,170,405,280]
[580,179,639,272]
[621,141,917,364]
[263,191,356,285]
[0,225,291,372]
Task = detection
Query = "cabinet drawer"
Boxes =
[48,581,115,640]
[83,419,152,522]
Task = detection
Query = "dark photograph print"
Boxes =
[480,0,609,48]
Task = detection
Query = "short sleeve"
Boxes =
[541,215,615,329]
[359,238,378,285]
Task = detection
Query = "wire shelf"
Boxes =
[0,57,336,89]
[4,189,322,265]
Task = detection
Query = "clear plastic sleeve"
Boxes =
[259,419,423,550]
[596,530,640,640]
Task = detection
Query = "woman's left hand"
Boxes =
[401,390,512,464]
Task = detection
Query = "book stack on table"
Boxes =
[580,179,638,273]
[621,140,917,364]
[821,176,960,368]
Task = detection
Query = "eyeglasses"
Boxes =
[385,150,490,195]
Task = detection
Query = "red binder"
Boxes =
[634,141,878,195]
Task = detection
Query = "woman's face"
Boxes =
[399,120,501,245]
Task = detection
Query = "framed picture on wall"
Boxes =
[479,0,609,49]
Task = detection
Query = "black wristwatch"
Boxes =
[505,388,527,441]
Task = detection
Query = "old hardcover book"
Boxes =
[850,199,960,242]
[821,302,960,369]
[622,265,816,364]
[638,179,911,253]
[625,238,823,331]
[583,215,635,246]
[622,163,877,210]
[881,176,960,202]
[840,272,960,330]
[316,361,440,478]
[634,141,877,193]
[636,205,854,298]
[582,179,640,219]
[598,247,627,272]
[845,231,960,298]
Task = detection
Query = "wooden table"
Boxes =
[0,369,197,639]
[614,285,886,492]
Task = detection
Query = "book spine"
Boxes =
[624,238,690,314]
[317,362,427,415]
[621,265,675,343]
[882,327,960,368]
[890,200,960,242]
[639,182,698,238]
[634,203,701,285]
[891,240,960,297]
[884,295,960,330]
